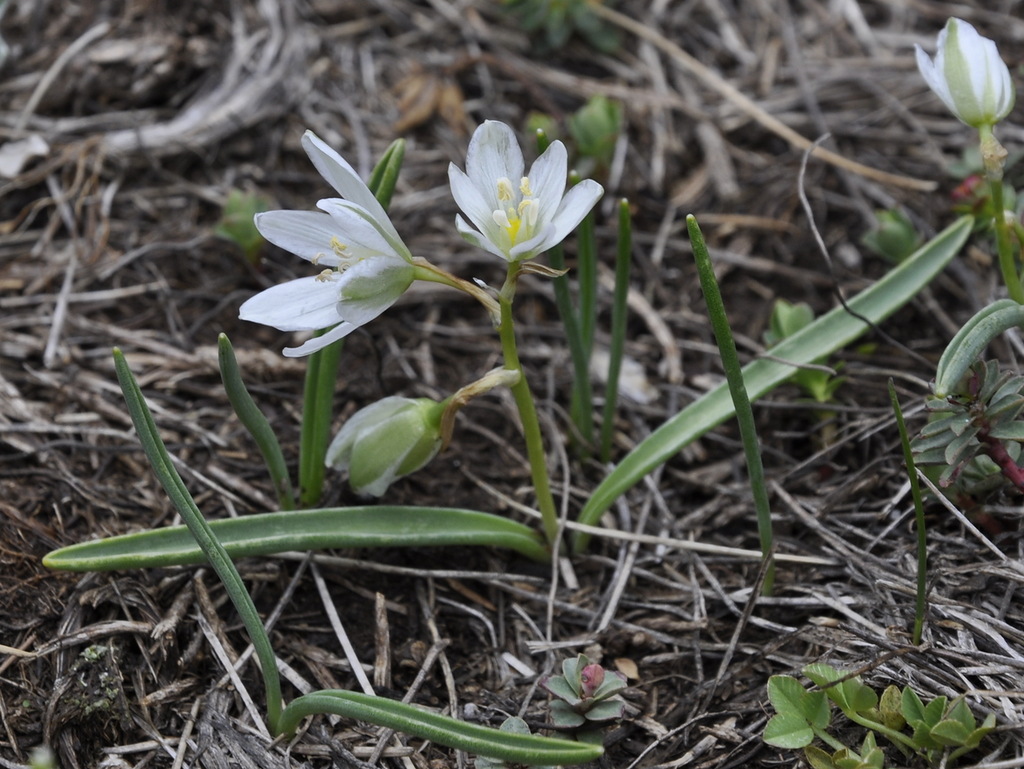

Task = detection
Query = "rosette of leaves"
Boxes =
[541,655,627,740]
[501,0,619,53]
[912,359,1024,487]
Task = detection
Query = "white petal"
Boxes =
[455,214,510,261]
[335,256,414,325]
[466,121,523,194]
[449,163,499,236]
[526,140,568,218]
[239,276,341,331]
[254,211,344,266]
[301,131,403,244]
[517,179,603,257]
[316,198,407,259]
[283,322,358,357]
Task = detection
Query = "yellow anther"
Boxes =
[519,176,533,197]
[329,236,349,258]
[496,177,515,202]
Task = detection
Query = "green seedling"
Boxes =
[501,0,619,53]
[764,663,996,767]
[861,209,922,263]
[214,188,271,265]
[541,655,627,743]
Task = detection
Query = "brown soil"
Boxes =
[2,1,1023,768]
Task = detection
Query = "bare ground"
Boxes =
[2,1,1023,768]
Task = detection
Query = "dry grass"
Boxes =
[1,1,1023,767]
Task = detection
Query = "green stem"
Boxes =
[688,215,774,593]
[600,199,631,463]
[112,350,284,733]
[980,126,1023,304]
[299,335,343,506]
[888,380,928,645]
[811,725,851,755]
[846,711,917,752]
[498,269,559,547]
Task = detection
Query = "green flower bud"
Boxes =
[326,396,444,496]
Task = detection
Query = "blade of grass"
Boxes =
[688,215,774,593]
[44,506,550,571]
[218,333,295,510]
[573,215,973,552]
[888,379,928,645]
[600,198,632,463]
[111,349,284,732]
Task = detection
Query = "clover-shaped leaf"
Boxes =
[764,675,830,748]
[804,664,878,714]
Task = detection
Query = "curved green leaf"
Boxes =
[43,506,550,571]
[279,691,602,765]
[574,215,973,552]
[934,299,1024,397]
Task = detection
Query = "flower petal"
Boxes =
[526,140,568,219]
[254,211,345,266]
[283,322,357,357]
[317,198,407,259]
[301,131,403,244]
[448,163,498,238]
[511,179,603,259]
[455,214,510,261]
[335,255,414,326]
[239,276,341,331]
[466,121,523,195]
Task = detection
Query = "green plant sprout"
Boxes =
[861,209,922,264]
[541,655,627,744]
[214,188,271,265]
[501,0,619,53]
[764,663,996,768]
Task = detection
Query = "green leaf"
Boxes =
[280,691,601,765]
[804,745,837,769]
[765,675,828,748]
[43,507,550,571]
[366,138,406,210]
[763,711,815,749]
[930,718,971,747]
[218,334,295,510]
[573,215,973,551]
[878,685,906,730]
[804,664,876,714]
[934,299,1024,397]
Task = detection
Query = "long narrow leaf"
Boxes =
[280,691,602,765]
[600,198,632,462]
[573,215,973,552]
[110,349,284,731]
[688,215,774,592]
[218,333,296,510]
[44,506,550,571]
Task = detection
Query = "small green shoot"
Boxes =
[541,654,627,743]
[501,0,619,53]
[861,209,922,263]
[215,188,271,264]
[764,663,996,767]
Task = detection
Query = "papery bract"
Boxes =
[915,18,1015,128]
[448,120,603,262]
[240,131,415,357]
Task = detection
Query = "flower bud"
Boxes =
[915,18,1015,129]
[579,664,605,698]
[326,396,444,496]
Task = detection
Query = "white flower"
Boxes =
[326,396,444,496]
[448,120,604,262]
[915,18,1015,128]
[240,131,415,357]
